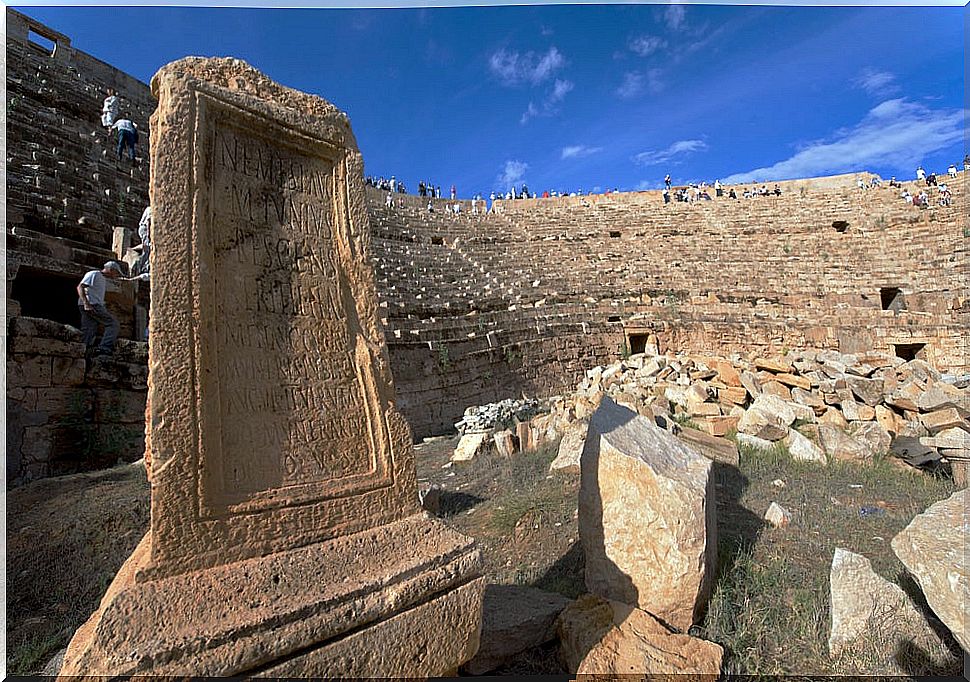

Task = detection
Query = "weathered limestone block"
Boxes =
[580,397,716,631]
[740,370,761,398]
[550,419,587,474]
[828,548,942,657]
[785,428,826,464]
[920,407,967,434]
[677,426,740,466]
[849,421,892,459]
[841,399,875,422]
[921,427,970,450]
[754,357,793,374]
[60,58,483,679]
[706,414,740,437]
[463,584,571,675]
[775,372,811,390]
[453,432,489,462]
[715,360,742,387]
[557,595,723,676]
[917,384,969,415]
[761,380,792,400]
[819,406,849,429]
[891,490,969,651]
[818,424,871,462]
[492,429,516,458]
[845,375,884,406]
[737,432,776,453]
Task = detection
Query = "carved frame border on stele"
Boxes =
[144,58,418,579]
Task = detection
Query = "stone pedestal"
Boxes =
[59,57,483,677]
[61,515,483,677]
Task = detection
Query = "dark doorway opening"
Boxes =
[609,231,621,238]
[11,269,83,327]
[880,287,906,312]
[430,236,444,245]
[628,333,649,355]
[832,220,849,233]
[893,343,926,362]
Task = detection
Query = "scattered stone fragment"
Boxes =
[845,376,885,407]
[920,427,970,450]
[764,502,791,528]
[452,432,489,462]
[737,432,776,453]
[463,584,571,675]
[891,490,970,651]
[492,430,516,458]
[849,421,892,459]
[550,420,588,474]
[818,424,871,462]
[677,426,740,466]
[755,357,793,374]
[841,399,876,422]
[580,397,716,631]
[920,407,967,434]
[557,595,723,676]
[785,428,826,464]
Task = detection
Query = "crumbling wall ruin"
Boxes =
[6,9,966,484]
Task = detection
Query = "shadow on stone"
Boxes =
[532,540,585,599]
[438,490,485,517]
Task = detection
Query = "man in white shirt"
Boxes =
[77,261,123,357]
[101,88,119,128]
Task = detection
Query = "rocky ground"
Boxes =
[6,397,964,676]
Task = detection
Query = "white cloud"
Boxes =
[616,72,644,99]
[616,68,664,99]
[489,46,565,86]
[664,4,686,31]
[630,35,667,57]
[498,160,528,187]
[633,139,707,166]
[722,99,963,184]
[562,145,603,160]
[853,68,899,97]
[522,78,574,124]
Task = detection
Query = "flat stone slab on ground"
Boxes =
[557,594,723,676]
[462,584,572,675]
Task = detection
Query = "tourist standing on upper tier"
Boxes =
[664,174,671,189]
[916,166,926,182]
[714,179,722,197]
[948,164,958,178]
[662,188,670,204]
[111,115,138,163]
[450,184,456,200]
[101,88,119,128]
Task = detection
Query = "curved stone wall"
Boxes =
[6,9,966,481]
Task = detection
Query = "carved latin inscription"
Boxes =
[201,101,381,509]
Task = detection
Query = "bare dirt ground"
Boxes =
[6,434,962,676]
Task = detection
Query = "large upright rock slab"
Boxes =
[891,490,969,652]
[579,396,716,631]
[60,58,483,678]
[828,548,943,657]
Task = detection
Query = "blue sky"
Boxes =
[16,3,965,196]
